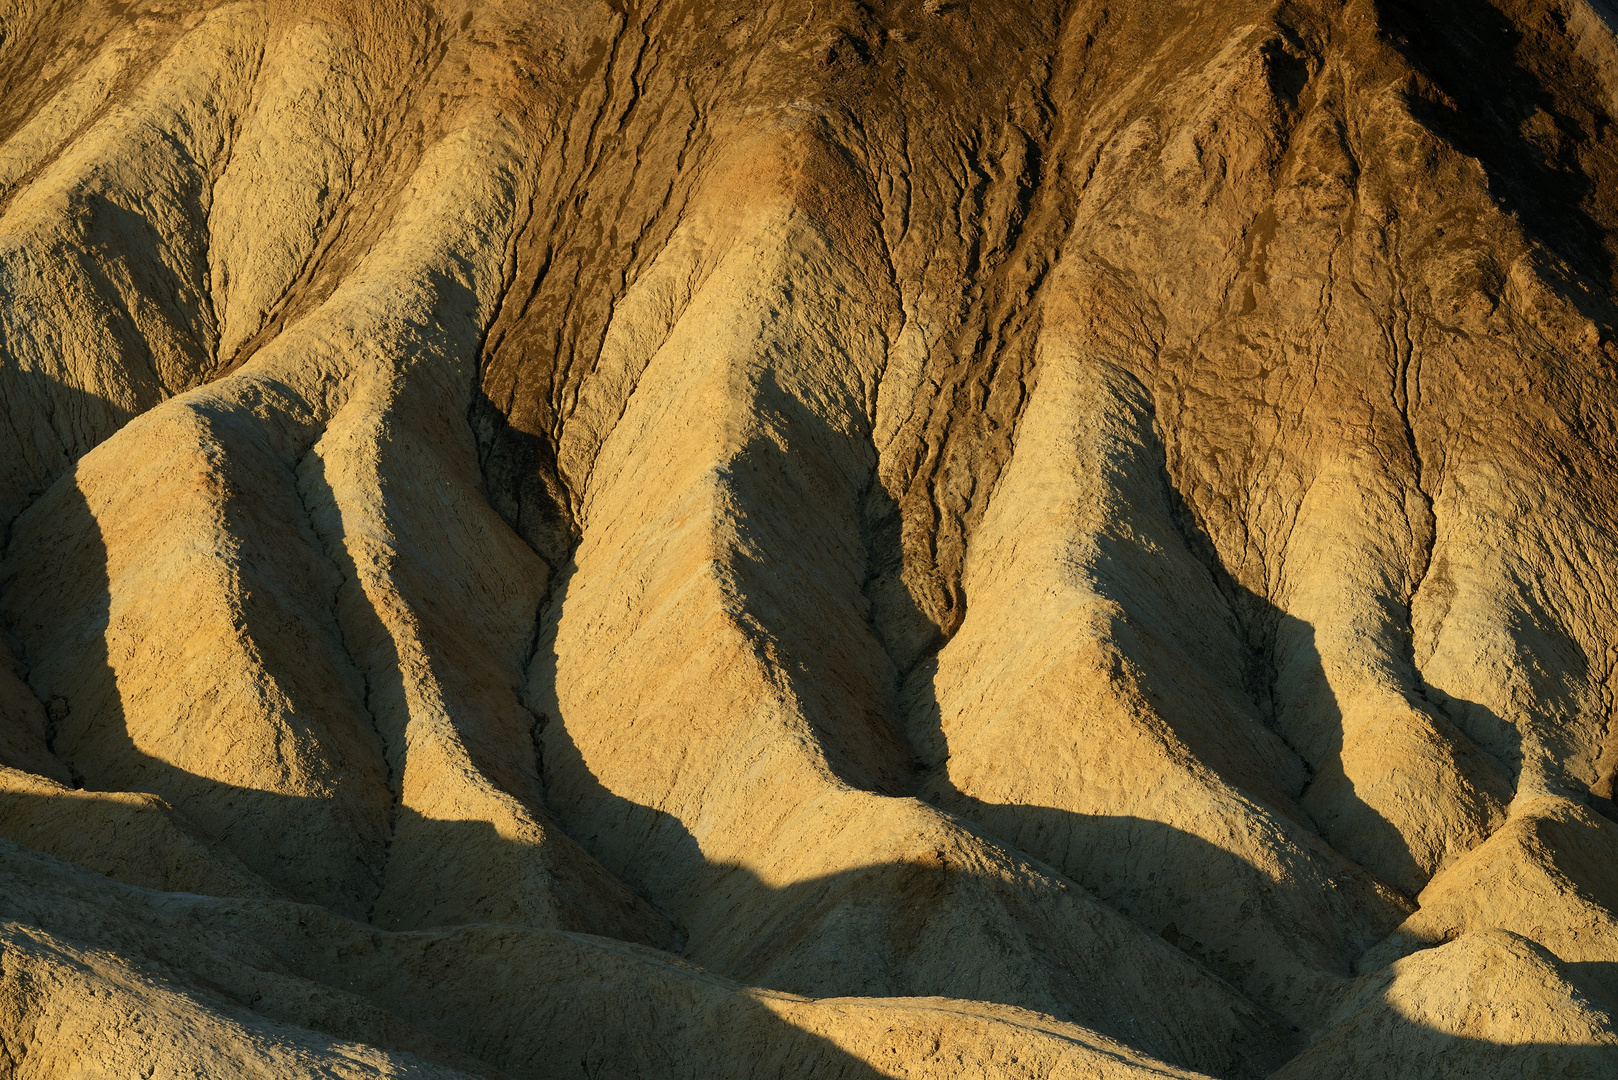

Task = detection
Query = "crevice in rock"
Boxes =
[290,443,397,919]
[857,463,943,788]
[1160,454,1286,738]
[0,524,76,786]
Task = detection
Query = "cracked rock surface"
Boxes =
[2,0,1618,1076]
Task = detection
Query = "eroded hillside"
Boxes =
[2,0,1618,1076]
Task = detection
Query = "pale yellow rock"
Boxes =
[0,3,263,522]
[530,131,1283,1077]
[209,18,370,365]
[1273,930,1618,1078]
[3,105,667,940]
[1273,460,1511,895]
[0,764,281,899]
[1360,796,1618,996]
[1,0,1618,1076]
[0,922,478,1080]
[1414,462,1618,808]
[914,313,1410,1027]
[0,838,1215,1080]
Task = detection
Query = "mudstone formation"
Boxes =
[2,0,1618,1076]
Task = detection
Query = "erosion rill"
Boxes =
[1,0,1617,1076]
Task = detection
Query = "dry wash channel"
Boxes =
[2,0,1618,1076]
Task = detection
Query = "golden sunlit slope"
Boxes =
[2,0,1618,1076]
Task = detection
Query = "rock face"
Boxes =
[2,0,1617,1075]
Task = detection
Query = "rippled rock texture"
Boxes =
[2,0,1618,1076]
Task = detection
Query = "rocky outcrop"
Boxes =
[2,0,1617,1076]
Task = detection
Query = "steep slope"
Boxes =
[1,0,1617,1077]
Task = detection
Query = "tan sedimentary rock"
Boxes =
[0,839,1215,1080]
[1,0,1617,1076]
[912,333,1412,1028]
[528,138,1283,1075]
[1272,929,1618,1077]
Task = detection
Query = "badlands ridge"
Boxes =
[2,0,1618,1075]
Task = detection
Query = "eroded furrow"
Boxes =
[2,1,1618,1077]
